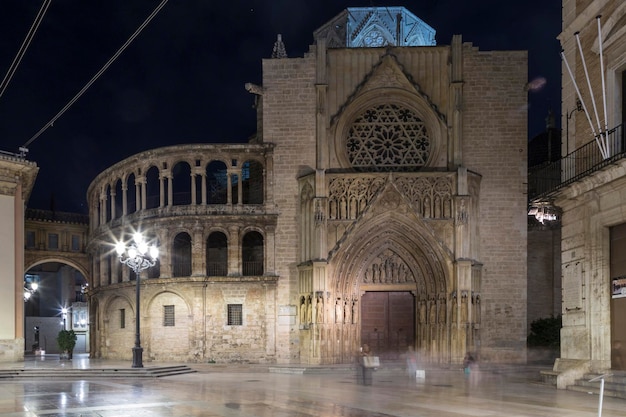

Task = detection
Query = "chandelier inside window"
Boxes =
[346,104,430,171]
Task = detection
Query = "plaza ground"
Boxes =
[0,354,622,416]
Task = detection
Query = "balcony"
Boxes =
[529,123,625,201]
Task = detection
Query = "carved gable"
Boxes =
[361,54,417,93]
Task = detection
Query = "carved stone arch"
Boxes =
[204,225,230,242]
[203,156,231,169]
[300,181,315,262]
[145,289,193,316]
[240,225,266,238]
[331,89,446,171]
[101,292,135,318]
[332,213,450,298]
[25,257,90,282]
[145,290,193,360]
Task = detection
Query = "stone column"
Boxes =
[121,183,128,216]
[265,226,276,274]
[192,225,204,276]
[110,190,116,220]
[190,172,197,205]
[228,226,240,276]
[236,169,243,206]
[226,172,233,205]
[200,172,207,205]
[167,175,173,207]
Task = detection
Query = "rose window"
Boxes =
[346,104,430,171]
[364,30,385,47]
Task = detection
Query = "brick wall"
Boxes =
[462,46,529,361]
[262,54,317,362]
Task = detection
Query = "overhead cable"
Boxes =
[0,0,52,101]
[22,0,169,150]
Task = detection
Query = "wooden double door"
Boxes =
[360,291,415,360]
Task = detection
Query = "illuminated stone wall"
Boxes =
[550,0,625,388]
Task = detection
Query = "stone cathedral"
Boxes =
[86,7,528,365]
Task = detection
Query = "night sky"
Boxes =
[0,1,562,214]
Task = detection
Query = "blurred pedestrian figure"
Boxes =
[463,352,475,375]
[405,345,418,379]
[463,352,480,387]
[359,344,375,385]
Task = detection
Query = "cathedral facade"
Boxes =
[87,7,528,365]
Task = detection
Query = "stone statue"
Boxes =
[345,299,352,324]
[335,298,342,324]
[352,299,358,324]
[316,295,324,323]
[300,296,306,324]
[306,295,313,323]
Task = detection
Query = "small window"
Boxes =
[71,235,80,251]
[26,231,35,249]
[227,304,243,326]
[163,305,175,327]
[48,233,59,250]
[120,309,126,329]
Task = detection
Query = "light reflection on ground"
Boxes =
[0,361,622,416]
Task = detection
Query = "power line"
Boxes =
[0,0,52,101]
[21,0,170,151]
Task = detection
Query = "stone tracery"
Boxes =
[346,103,430,171]
[327,175,453,221]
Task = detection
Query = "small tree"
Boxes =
[57,330,77,359]
[527,315,562,348]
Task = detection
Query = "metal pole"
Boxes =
[589,373,611,417]
[598,378,604,417]
[132,271,143,368]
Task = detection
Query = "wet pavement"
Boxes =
[0,355,624,416]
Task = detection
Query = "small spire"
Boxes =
[271,34,288,59]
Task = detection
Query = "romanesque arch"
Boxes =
[146,290,192,361]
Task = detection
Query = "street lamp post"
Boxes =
[115,232,159,368]
[61,307,68,330]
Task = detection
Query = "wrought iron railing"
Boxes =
[242,261,263,276]
[206,262,228,277]
[529,123,625,200]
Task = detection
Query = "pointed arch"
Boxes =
[331,212,451,298]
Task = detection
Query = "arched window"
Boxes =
[105,184,112,222]
[114,179,123,219]
[231,173,239,205]
[206,161,228,204]
[127,173,137,214]
[172,232,192,277]
[242,231,264,276]
[242,160,264,204]
[300,184,314,261]
[145,166,160,209]
[206,232,228,276]
[172,161,191,205]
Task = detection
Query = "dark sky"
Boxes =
[0,1,562,214]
